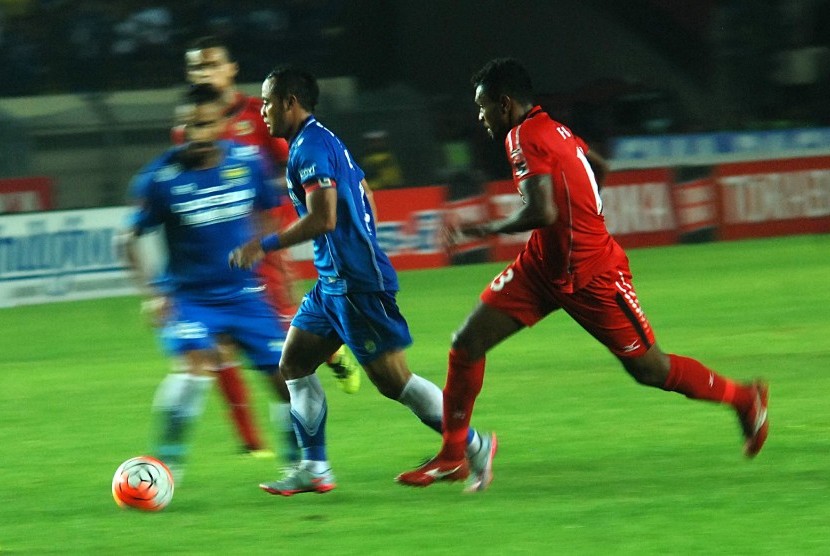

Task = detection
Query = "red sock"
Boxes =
[440,348,485,461]
[663,354,752,410]
[216,365,263,450]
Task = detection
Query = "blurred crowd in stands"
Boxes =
[0,0,828,189]
[0,0,347,95]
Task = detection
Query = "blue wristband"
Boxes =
[260,234,281,252]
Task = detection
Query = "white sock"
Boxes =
[285,374,327,435]
[152,373,190,412]
[180,374,214,418]
[398,373,443,428]
[285,374,328,465]
[270,401,293,434]
[398,373,482,457]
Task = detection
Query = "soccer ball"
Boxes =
[112,456,174,511]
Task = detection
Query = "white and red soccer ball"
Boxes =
[112,456,174,511]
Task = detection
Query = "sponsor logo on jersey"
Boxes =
[171,183,197,195]
[234,120,255,136]
[232,145,260,158]
[299,164,317,181]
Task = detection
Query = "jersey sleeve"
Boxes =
[506,123,554,181]
[126,169,163,234]
[295,140,337,193]
[250,157,282,211]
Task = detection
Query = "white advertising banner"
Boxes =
[0,207,138,307]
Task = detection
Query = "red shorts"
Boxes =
[479,256,655,358]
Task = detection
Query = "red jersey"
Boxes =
[223,93,299,319]
[222,93,289,165]
[505,106,624,293]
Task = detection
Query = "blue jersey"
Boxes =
[286,116,398,294]
[128,141,281,301]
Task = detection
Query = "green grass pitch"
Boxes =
[1,234,828,554]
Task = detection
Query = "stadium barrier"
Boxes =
[1,156,828,306]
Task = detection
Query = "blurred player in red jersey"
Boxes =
[181,36,361,459]
[397,58,769,491]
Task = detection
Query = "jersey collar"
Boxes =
[519,105,544,124]
[291,115,317,146]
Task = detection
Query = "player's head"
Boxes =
[260,65,320,139]
[179,84,226,166]
[185,36,238,93]
[471,57,535,140]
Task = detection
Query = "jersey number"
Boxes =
[490,268,514,292]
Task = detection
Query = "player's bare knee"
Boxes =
[620,350,670,388]
[450,328,486,360]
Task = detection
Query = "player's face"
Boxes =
[475,85,508,140]
[260,77,289,138]
[185,47,238,92]
[183,102,225,160]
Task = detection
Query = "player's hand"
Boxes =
[441,221,490,254]
[228,240,265,270]
[141,295,171,328]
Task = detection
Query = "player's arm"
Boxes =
[229,187,337,269]
[585,149,608,190]
[118,224,171,326]
[361,178,379,219]
[460,174,557,239]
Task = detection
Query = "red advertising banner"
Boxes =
[286,156,830,279]
[673,176,718,235]
[599,168,677,248]
[715,157,830,240]
[0,176,53,213]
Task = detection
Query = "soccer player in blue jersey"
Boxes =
[229,66,497,495]
[122,84,294,480]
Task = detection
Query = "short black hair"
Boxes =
[471,58,534,105]
[265,66,319,112]
[184,83,223,105]
[187,35,234,61]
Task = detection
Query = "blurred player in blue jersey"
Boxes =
[122,84,294,480]
[229,66,496,495]
[180,36,361,462]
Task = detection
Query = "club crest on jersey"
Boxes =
[234,120,255,135]
[510,147,529,178]
[221,165,250,185]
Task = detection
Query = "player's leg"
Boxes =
[151,299,222,480]
[213,336,268,455]
[325,346,362,394]
[620,346,769,457]
[259,324,340,495]
[151,349,217,481]
[396,301,521,487]
[228,291,304,469]
[567,267,768,457]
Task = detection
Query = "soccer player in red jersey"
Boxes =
[181,37,361,459]
[397,58,769,491]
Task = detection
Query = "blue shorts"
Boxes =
[291,282,413,364]
[161,291,285,370]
